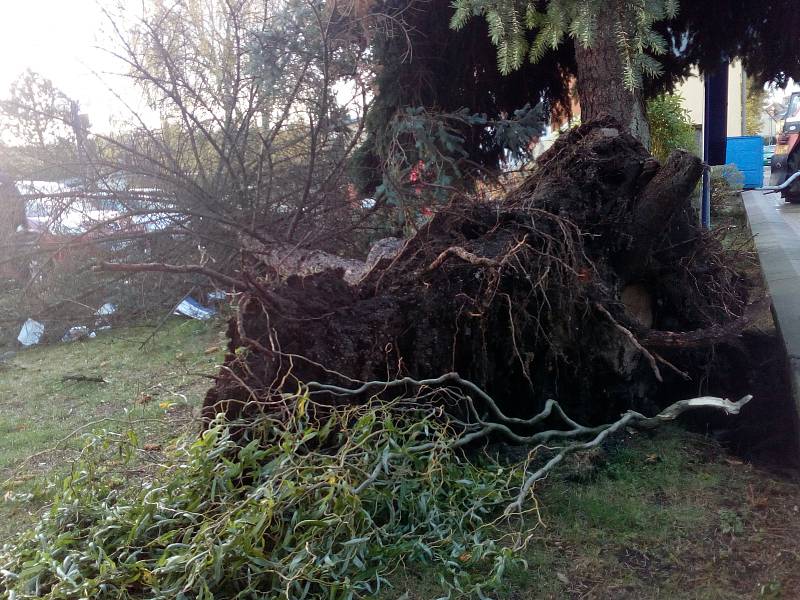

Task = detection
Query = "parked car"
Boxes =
[764,144,776,166]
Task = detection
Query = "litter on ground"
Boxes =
[17,319,44,347]
[174,296,216,320]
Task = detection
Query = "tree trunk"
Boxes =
[622,149,703,277]
[574,5,651,147]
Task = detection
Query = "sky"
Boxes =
[0,1,798,134]
[0,0,141,131]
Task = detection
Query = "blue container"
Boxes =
[725,136,764,189]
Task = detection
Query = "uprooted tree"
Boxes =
[0,0,772,424]
[204,118,759,428]
[2,0,796,337]
[0,115,764,594]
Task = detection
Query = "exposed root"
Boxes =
[652,351,691,381]
[204,117,755,429]
[595,302,663,382]
[425,245,500,272]
[642,296,770,349]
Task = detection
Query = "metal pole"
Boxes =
[701,166,711,229]
[701,60,730,229]
[702,78,712,230]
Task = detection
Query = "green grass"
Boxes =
[543,436,714,538]
[0,317,225,541]
[1,322,799,599]
[378,431,776,600]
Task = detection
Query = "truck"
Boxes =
[770,91,800,202]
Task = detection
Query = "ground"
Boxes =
[382,430,800,599]
[0,317,225,541]
[1,315,799,598]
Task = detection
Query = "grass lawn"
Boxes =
[381,430,800,599]
[2,315,800,599]
[0,317,225,541]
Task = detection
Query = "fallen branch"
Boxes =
[305,372,752,514]
[641,394,751,424]
[94,261,244,291]
[642,296,770,349]
[506,393,752,513]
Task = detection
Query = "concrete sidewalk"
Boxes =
[743,189,800,431]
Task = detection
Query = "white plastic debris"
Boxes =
[17,319,45,346]
[62,326,91,342]
[96,303,117,316]
[174,297,216,320]
[207,290,227,301]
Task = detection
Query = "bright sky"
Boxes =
[0,1,798,133]
[0,0,140,131]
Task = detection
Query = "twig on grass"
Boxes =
[1,417,168,488]
[62,374,107,383]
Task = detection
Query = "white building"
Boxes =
[672,60,752,160]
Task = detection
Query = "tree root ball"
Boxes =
[204,118,753,426]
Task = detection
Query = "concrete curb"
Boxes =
[742,189,800,442]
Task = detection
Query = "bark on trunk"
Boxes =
[574,4,651,147]
[622,149,704,277]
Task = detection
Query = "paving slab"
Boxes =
[743,189,800,439]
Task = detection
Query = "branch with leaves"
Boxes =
[451,0,679,89]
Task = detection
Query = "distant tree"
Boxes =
[0,0,386,329]
[745,78,766,137]
[100,0,375,251]
[1,0,384,253]
[0,70,81,179]
[0,71,74,148]
[646,93,697,163]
